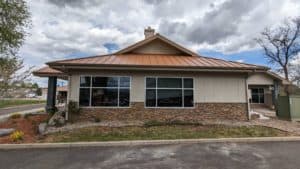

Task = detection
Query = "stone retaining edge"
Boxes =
[1,137,300,149]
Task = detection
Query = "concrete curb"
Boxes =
[0,108,45,123]
[1,137,300,149]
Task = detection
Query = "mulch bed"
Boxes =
[0,114,49,144]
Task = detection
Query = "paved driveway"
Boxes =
[0,104,44,115]
[1,141,300,169]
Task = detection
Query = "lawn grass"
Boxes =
[44,125,289,143]
[0,99,45,108]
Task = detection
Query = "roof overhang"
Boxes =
[32,66,68,80]
[49,64,265,73]
[265,71,291,85]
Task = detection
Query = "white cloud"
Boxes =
[20,0,300,86]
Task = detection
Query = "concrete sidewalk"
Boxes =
[0,104,45,116]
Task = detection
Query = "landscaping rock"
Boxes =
[38,123,47,134]
[251,114,260,120]
[0,128,15,137]
[48,111,65,127]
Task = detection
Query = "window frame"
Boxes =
[79,75,131,108]
[250,87,265,104]
[144,77,195,109]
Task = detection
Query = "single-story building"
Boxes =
[33,27,289,122]
[40,86,68,104]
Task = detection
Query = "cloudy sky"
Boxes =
[22,0,300,86]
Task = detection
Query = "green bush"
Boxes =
[144,120,201,127]
[68,101,80,115]
[144,120,165,127]
[24,113,33,119]
[10,113,22,119]
[48,107,58,116]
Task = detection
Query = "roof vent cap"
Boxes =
[144,26,155,39]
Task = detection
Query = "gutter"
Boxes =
[48,65,266,73]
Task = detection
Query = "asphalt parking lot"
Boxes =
[1,141,300,169]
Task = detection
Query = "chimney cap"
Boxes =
[144,26,155,38]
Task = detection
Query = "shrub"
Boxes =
[24,113,33,119]
[68,101,80,115]
[94,117,101,123]
[10,131,24,142]
[144,120,164,127]
[144,120,202,127]
[48,108,58,116]
[10,113,22,119]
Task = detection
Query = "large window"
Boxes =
[251,88,264,104]
[145,77,194,108]
[79,76,130,107]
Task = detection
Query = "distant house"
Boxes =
[41,86,68,104]
[33,27,289,121]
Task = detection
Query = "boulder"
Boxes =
[38,123,47,134]
[48,111,65,127]
[0,128,15,137]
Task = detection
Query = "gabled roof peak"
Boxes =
[115,33,199,56]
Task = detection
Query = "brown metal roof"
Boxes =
[32,66,66,77]
[47,54,268,70]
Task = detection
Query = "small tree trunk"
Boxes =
[283,66,290,95]
[283,66,289,81]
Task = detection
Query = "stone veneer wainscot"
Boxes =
[77,103,248,122]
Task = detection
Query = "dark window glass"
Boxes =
[91,89,118,106]
[251,88,264,103]
[79,88,90,106]
[120,77,130,87]
[146,89,156,107]
[184,78,193,88]
[251,88,258,94]
[184,90,194,107]
[259,95,265,103]
[251,94,259,103]
[92,77,118,87]
[146,78,156,88]
[157,89,182,107]
[157,78,182,88]
[80,77,90,87]
[119,89,130,107]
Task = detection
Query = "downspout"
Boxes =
[65,76,71,121]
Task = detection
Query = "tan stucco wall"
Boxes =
[247,73,274,85]
[69,75,80,102]
[130,39,185,55]
[67,70,247,104]
[196,75,246,103]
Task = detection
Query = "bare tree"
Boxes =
[256,17,300,81]
[0,56,32,97]
[290,64,300,85]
